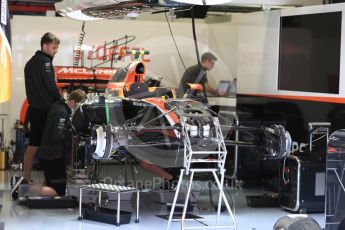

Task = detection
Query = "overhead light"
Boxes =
[56,0,235,20]
[56,0,101,21]
[66,10,101,21]
[127,11,139,18]
[173,0,233,5]
[61,10,101,21]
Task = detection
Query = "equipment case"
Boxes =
[279,153,325,213]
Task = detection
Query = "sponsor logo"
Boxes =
[291,141,308,153]
[76,45,150,63]
[329,136,339,141]
[1,0,7,25]
[56,67,117,76]
[45,63,52,72]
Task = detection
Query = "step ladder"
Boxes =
[167,116,237,230]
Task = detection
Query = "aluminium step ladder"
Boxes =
[167,116,237,230]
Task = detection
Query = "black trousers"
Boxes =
[40,158,66,196]
[28,107,48,146]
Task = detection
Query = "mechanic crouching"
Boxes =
[38,89,87,196]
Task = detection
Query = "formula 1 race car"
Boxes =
[71,97,292,169]
[67,58,292,171]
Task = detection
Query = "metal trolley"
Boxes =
[78,183,140,226]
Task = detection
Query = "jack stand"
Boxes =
[124,154,137,187]
[166,116,237,230]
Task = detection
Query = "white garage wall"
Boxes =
[207,16,239,87]
[1,14,237,143]
[237,3,345,97]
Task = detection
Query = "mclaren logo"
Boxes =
[56,67,117,75]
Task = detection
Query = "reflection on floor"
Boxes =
[0,167,325,230]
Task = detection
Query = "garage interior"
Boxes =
[1,0,345,230]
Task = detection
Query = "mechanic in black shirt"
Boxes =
[39,89,87,196]
[177,52,220,98]
[11,32,61,200]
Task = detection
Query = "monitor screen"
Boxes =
[278,12,342,94]
[217,80,232,96]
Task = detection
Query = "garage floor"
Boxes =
[0,166,325,230]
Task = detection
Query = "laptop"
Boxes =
[217,80,236,97]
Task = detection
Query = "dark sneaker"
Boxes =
[10,175,21,189]
[10,176,27,201]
